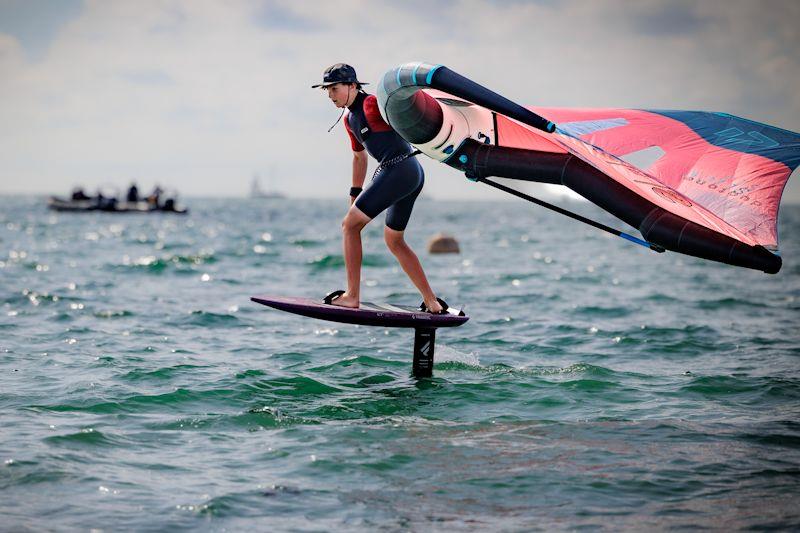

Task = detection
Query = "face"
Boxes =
[324,83,355,108]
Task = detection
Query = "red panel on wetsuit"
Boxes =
[363,95,392,133]
[344,116,365,152]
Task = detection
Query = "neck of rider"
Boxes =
[345,84,358,108]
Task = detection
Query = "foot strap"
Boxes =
[419,297,449,314]
[323,290,346,304]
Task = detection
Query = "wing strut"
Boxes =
[476,176,666,253]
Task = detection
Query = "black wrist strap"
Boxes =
[350,186,363,197]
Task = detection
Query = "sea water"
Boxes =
[1,195,799,530]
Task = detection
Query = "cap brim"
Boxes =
[311,81,369,88]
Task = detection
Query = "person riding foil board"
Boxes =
[313,63,447,314]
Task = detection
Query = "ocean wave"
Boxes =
[106,252,218,274]
[571,305,632,318]
[694,297,770,310]
[44,428,125,448]
[3,290,72,307]
[31,387,243,414]
[173,310,246,327]
[93,309,134,319]
[307,254,390,270]
[306,355,406,374]
[0,462,77,491]
[680,375,760,396]
[555,378,621,392]
[144,408,314,431]
[288,237,326,247]
[245,375,343,397]
[119,364,208,382]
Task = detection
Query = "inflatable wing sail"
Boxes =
[377,62,800,273]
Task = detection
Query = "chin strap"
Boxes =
[327,107,346,133]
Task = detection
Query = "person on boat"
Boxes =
[162,197,176,211]
[146,185,163,208]
[71,187,90,201]
[313,63,446,314]
[93,190,117,211]
[126,183,139,202]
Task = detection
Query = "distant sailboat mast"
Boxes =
[250,173,263,197]
[250,170,285,199]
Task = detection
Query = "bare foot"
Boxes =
[424,298,444,314]
[330,292,360,308]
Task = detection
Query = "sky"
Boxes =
[1,0,799,203]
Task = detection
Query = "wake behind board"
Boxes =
[250,295,469,378]
[250,295,469,328]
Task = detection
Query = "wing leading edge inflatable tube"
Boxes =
[376,62,781,274]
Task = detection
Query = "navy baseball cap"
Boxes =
[311,63,368,88]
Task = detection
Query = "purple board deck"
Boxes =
[251,295,469,329]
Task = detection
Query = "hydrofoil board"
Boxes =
[250,295,468,328]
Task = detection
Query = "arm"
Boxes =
[352,150,367,189]
[351,150,368,204]
[343,113,368,203]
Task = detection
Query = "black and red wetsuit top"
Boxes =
[345,92,413,164]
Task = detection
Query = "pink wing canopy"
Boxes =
[496,108,800,249]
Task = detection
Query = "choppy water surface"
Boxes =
[1,195,799,530]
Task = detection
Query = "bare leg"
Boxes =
[384,226,443,313]
[334,206,372,308]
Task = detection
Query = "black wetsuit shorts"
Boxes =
[354,157,424,231]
